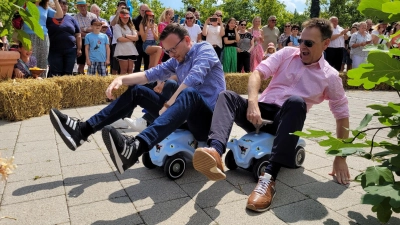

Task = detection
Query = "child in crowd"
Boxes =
[13,42,40,79]
[85,18,110,76]
[263,42,276,60]
[101,21,111,44]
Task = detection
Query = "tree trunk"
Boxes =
[310,0,320,18]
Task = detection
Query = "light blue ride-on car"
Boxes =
[141,129,207,180]
[226,120,306,181]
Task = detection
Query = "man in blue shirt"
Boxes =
[49,23,226,174]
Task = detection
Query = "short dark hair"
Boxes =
[291,24,299,30]
[187,6,195,12]
[302,18,332,41]
[160,23,189,41]
[91,18,102,25]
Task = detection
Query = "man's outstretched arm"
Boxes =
[330,117,351,185]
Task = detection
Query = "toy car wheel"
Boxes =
[395,171,400,176]
[164,154,186,180]
[225,150,238,170]
[142,152,157,169]
[294,146,306,168]
[252,155,270,181]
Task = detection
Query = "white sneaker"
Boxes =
[124,117,147,132]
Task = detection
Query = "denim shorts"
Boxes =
[143,40,157,52]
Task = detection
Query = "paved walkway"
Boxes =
[0,90,399,225]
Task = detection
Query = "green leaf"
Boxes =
[356,114,373,131]
[364,183,400,209]
[368,103,399,117]
[381,1,400,14]
[351,130,366,139]
[364,166,394,187]
[363,52,400,81]
[292,129,332,138]
[19,4,44,40]
[390,155,400,168]
[16,30,32,51]
[376,197,392,223]
[388,128,400,138]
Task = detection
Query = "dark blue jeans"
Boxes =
[48,48,77,77]
[208,90,307,168]
[87,85,213,150]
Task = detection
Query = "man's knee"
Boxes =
[218,90,239,101]
[284,96,307,112]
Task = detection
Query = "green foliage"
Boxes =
[0,0,44,50]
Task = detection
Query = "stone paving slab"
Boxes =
[0,90,399,224]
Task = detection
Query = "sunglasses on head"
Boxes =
[298,39,316,47]
[186,17,194,20]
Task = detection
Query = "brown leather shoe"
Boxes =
[246,173,276,212]
[193,147,226,181]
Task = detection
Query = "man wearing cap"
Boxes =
[325,16,348,71]
[74,0,97,74]
[262,16,280,51]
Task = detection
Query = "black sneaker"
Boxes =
[49,108,86,151]
[102,125,139,174]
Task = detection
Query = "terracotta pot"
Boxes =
[0,51,20,80]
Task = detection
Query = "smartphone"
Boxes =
[149,19,154,24]
[210,17,217,22]
[174,14,179,23]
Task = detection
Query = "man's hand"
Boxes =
[159,106,167,115]
[105,76,123,99]
[86,60,91,66]
[77,49,82,57]
[329,156,351,185]
[246,101,262,125]
[153,81,164,94]
[106,59,110,65]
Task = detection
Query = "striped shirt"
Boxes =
[73,12,97,31]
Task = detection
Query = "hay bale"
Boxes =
[50,75,127,108]
[0,79,61,121]
[225,73,271,94]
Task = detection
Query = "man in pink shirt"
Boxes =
[193,18,350,212]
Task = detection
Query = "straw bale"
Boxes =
[50,75,127,108]
[0,79,61,121]
[225,73,271,94]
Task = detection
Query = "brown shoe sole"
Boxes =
[193,149,226,181]
[246,191,276,212]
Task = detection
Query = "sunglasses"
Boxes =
[215,14,222,17]
[270,20,276,22]
[292,28,298,30]
[186,17,194,20]
[240,24,246,26]
[285,25,291,27]
[298,39,316,47]
[163,38,184,55]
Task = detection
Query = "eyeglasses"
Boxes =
[240,24,246,26]
[298,39,316,48]
[186,17,194,20]
[163,38,184,55]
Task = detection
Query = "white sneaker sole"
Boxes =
[102,128,125,174]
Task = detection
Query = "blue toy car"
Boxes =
[226,120,306,180]
[142,129,207,180]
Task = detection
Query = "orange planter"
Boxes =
[0,51,20,80]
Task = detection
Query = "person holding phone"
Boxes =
[158,8,174,63]
[223,18,240,72]
[139,9,162,69]
[182,11,202,44]
[349,22,371,68]
[202,14,224,59]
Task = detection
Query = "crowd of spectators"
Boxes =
[2,0,400,79]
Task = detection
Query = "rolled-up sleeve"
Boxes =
[182,45,219,87]
[255,47,286,80]
[145,59,177,82]
[326,75,350,119]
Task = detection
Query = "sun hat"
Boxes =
[145,10,154,16]
[75,0,89,5]
[119,13,130,18]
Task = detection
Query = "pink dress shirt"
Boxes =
[256,47,349,119]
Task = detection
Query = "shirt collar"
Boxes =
[294,48,325,68]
